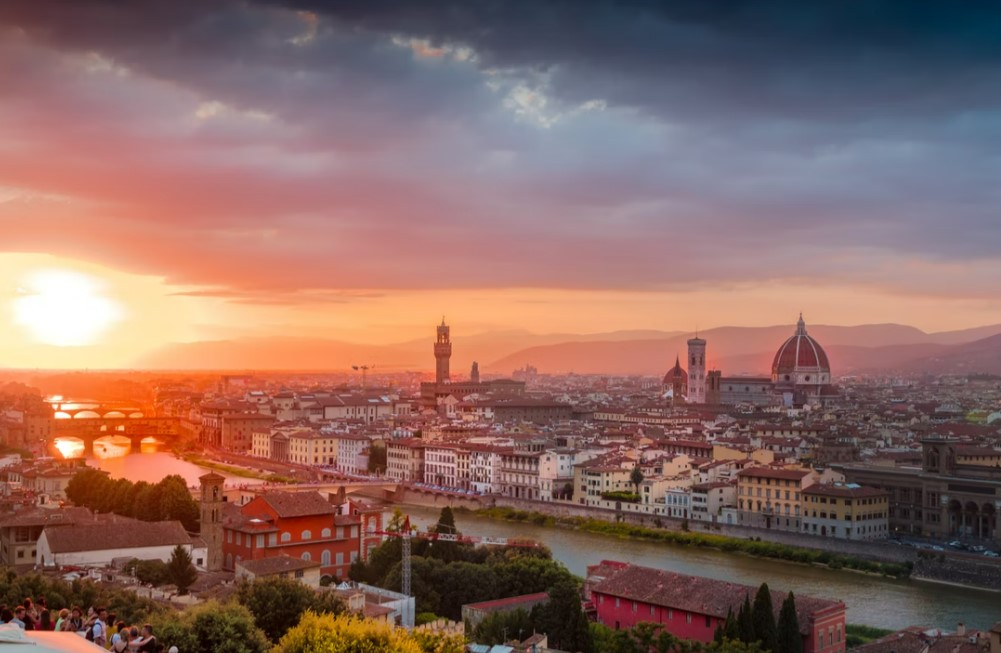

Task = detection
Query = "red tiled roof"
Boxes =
[43,520,191,553]
[258,491,338,518]
[237,555,320,575]
[803,484,888,499]
[588,562,841,635]
[463,592,549,612]
[737,467,811,481]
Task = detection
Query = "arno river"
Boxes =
[87,450,999,631]
[402,506,1000,631]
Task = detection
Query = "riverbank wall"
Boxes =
[392,492,1001,591]
[911,555,1001,591]
[489,496,919,565]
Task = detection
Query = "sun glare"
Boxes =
[13,270,124,346]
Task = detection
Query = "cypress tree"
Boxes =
[776,592,803,653]
[725,607,740,642]
[716,608,737,643]
[752,583,778,652]
[738,594,755,644]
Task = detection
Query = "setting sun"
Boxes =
[13,269,124,346]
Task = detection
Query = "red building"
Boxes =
[223,491,361,580]
[340,498,383,562]
[586,561,846,653]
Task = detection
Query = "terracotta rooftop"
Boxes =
[463,592,549,613]
[236,555,321,575]
[587,561,841,635]
[258,491,338,518]
[737,467,812,481]
[42,520,191,553]
[803,484,888,499]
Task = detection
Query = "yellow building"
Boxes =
[801,483,889,540]
[737,466,813,531]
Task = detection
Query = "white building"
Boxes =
[690,481,737,523]
[538,448,584,501]
[318,395,394,424]
[37,520,202,569]
[332,433,372,475]
[665,488,691,519]
[468,446,502,494]
[424,444,460,488]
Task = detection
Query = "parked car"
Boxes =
[930,545,944,551]
[983,550,999,558]
[970,545,987,553]
[947,540,964,549]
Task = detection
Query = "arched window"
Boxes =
[321,528,331,538]
[302,529,312,540]
[322,550,331,566]
[302,552,311,561]
[281,532,291,543]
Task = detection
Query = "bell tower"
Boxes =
[434,318,452,384]
[687,335,707,404]
[199,471,225,572]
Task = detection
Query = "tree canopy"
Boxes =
[776,592,803,653]
[151,600,270,653]
[165,545,199,595]
[752,583,778,653]
[235,576,345,643]
[272,612,463,653]
[66,470,200,530]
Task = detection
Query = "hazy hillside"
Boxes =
[484,323,968,376]
[898,333,1001,375]
[133,323,1001,374]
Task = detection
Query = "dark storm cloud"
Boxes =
[277,0,1001,121]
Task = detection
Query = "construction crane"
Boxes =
[376,517,542,626]
[351,364,373,390]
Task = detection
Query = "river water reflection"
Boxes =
[86,450,263,487]
[401,506,999,631]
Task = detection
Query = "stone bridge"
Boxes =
[53,416,189,453]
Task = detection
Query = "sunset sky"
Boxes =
[2,2,1001,369]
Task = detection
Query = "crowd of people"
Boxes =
[0,597,177,653]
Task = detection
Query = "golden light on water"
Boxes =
[53,438,85,459]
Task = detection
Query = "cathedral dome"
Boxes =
[663,356,688,385]
[771,315,830,386]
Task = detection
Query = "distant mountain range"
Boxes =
[135,323,1001,376]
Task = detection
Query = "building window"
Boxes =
[686,612,692,624]
[295,569,304,578]
[256,535,264,548]
[705,615,711,628]
[281,532,291,543]
[336,552,344,565]
[302,552,311,561]
[615,598,620,608]
[302,530,312,540]
[322,528,332,538]
[322,550,331,566]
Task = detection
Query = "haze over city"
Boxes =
[2,1,1001,369]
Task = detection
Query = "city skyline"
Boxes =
[3,2,1001,368]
